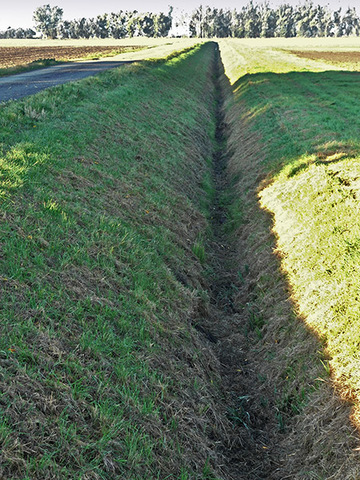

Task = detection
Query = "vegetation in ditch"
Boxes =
[0,42,231,480]
[4,34,360,480]
[218,38,360,478]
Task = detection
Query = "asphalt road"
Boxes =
[0,59,134,102]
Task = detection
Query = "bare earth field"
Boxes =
[290,49,360,66]
[0,39,201,75]
[0,45,143,68]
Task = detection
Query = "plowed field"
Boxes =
[0,45,143,68]
[290,49,360,64]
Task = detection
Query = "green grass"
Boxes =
[192,235,207,264]
[4,34,359,479]
[0,42,223,479]
[219,38,360,424]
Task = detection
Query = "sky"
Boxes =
[0,0,355,31]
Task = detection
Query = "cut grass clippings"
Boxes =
[0,42,227,480]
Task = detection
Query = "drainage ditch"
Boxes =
[193,43,282,480]
[196,41,360,480]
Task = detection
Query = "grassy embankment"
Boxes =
[219,38,360,477]
[0,42,227,479]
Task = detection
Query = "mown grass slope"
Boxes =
[0,42,226,480]
[219,38,360,478]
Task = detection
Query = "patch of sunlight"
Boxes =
[44,199,60,211]
[248,104,271,121]
[0,144,47,198]
[259,153,360,421]
[43,198,69,222]
[218,38,345,86]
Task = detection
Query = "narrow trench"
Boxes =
[200,44,280,480]
[194,42,360,480]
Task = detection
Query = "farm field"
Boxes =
[0,37,176,47]
[0,45,143,68]
[1,36,360,480]
[0,38,200,75]
[288,49,360,69]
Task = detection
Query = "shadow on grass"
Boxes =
[224,63,360,475]
[232,69,360,176]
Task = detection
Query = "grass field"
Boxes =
[2,35,360,479]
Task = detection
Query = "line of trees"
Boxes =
[0,27,36,39]
[0,4,173,39]
[55,11,173,39]
[188,2,360,38]
[19,4,172,40]
[0,2,359,39]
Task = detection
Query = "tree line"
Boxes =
[0,27,36,39]
[0,5,173,39]
[0,2,359,39]
[188,2,360,38]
